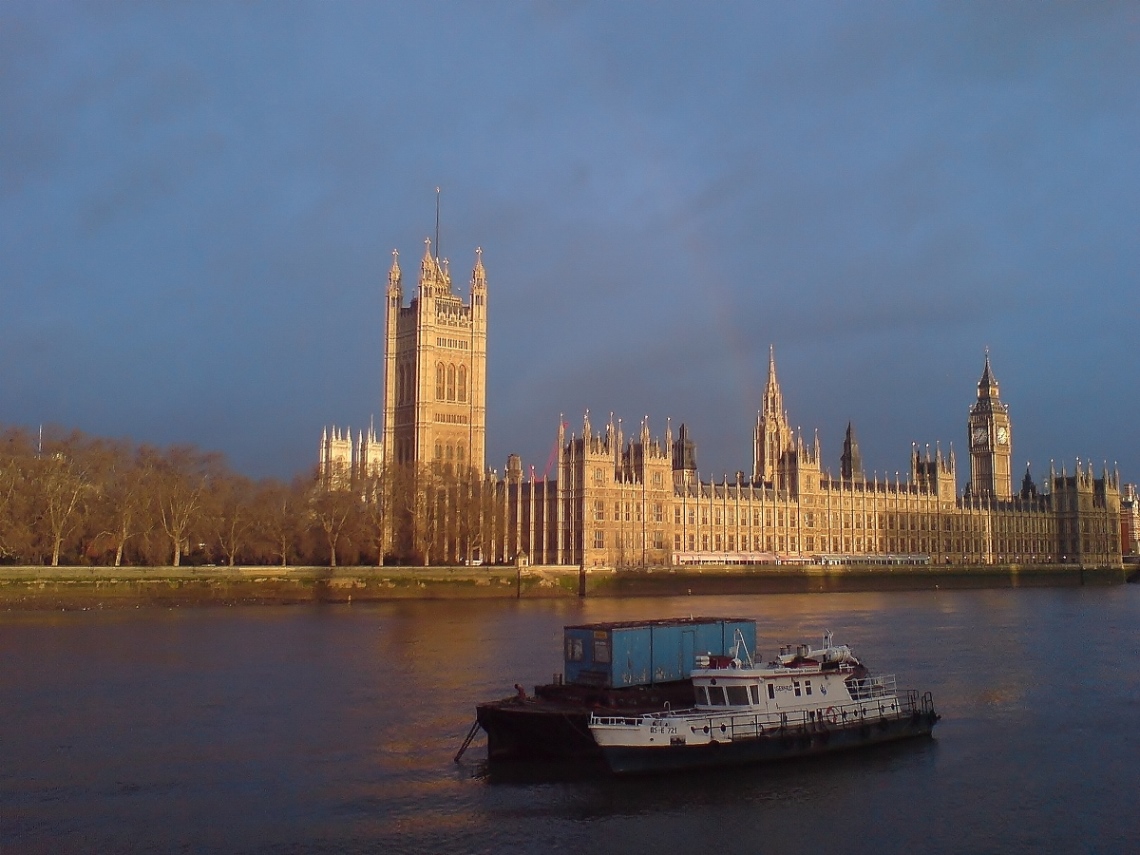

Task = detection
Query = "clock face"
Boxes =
[971,426,988,448]
[996,426,1008,445]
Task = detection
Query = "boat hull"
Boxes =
[476,680,696,764]
[597,710,939,775]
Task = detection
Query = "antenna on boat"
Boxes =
[730,628,755,668]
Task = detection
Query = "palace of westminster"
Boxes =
[320,233,1137,568]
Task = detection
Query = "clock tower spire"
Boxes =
[968,351,1012,499]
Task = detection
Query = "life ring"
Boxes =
[825,706,838,725]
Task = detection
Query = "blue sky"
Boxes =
[3,1,1137,486]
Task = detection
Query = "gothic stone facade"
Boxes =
[487,353,1122,570]
[320,238,487,486]
[316,234,1121,569]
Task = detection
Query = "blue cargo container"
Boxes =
[562,617,756,688]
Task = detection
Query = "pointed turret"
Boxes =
[419,237,449,294]
[754,344,793,485]
[977,351,1000,401]
[672,423,698,488]
[471,246,486,289]
[840,421,864,483]
[388,249,402,295]
[1020,462,1038,500]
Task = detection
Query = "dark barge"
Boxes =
[473,617,755,764]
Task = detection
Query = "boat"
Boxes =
[470,617,755,765]
[587,630,940,775]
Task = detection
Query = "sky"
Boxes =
[3,1,1138,487]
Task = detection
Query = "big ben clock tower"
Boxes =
[968,352,1012,499]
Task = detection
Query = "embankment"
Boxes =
[0,562,1129,609]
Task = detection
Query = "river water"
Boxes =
[2,586,1138,854]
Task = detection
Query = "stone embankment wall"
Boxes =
[0,563,1127,610]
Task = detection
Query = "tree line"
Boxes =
[0,424,498,568]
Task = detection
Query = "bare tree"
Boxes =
[411,464,444,566]
[0,427,35,561]
[207,474,256,566]
[34,429,93,566]
[89,440,155,566]
[252,478,304,567]
[307,479,359,568]
[360,462,393,566]
[150,445,217,567]
[454,466,485,565]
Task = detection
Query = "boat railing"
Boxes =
[592,685,926,739]
[845,674,897,701]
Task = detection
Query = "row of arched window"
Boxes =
[436,363,467,402]
[435,441,465,464]
[393,362,473,406]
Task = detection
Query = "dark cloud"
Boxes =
[1,1,1136,487]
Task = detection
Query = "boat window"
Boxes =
[767,684,775,700]
[695,686,709,705]
[593,639,611,664]
[750,685,760,705]
[805,680,812,696]
[565,637,584,662]
[726,686,750,706]
[793,680,802,697]
[707,686,727,706]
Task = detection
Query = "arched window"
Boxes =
[446,364,456,401]
[436,363,445,400]
[435,443,442,459]
[457,365,467,403]
[446,444,454,461]
[456,443,464,464]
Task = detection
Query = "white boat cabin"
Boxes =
[589,631,914,754]
[690,633,884,718]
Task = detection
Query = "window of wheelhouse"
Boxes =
[794,680,802,697]
[767,683,775,700]
[707,685,727,706]
[695,685,709,705]
[750,685,760,705]
[726,685,750,706]
[805,679,812,696]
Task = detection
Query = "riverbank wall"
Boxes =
[0,562,1129,610]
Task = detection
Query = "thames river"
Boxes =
[2,586,1138,854]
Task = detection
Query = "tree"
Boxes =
[307,478,359,568]
[360,462,394,566]
[206,474,256,566]
[411,464,447,566]
[253,478,305,567]
[150,445,218,567]
[89,439,154,567]
[33,428,93,566]
[454,466,485,565]
[0,427,35,561]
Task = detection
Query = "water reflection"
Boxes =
[2,586,1137,854]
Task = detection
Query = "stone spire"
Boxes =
[471,246,486,288]
[977,350,1000,401]
[841,421,864,483]
[754,344,793,484]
